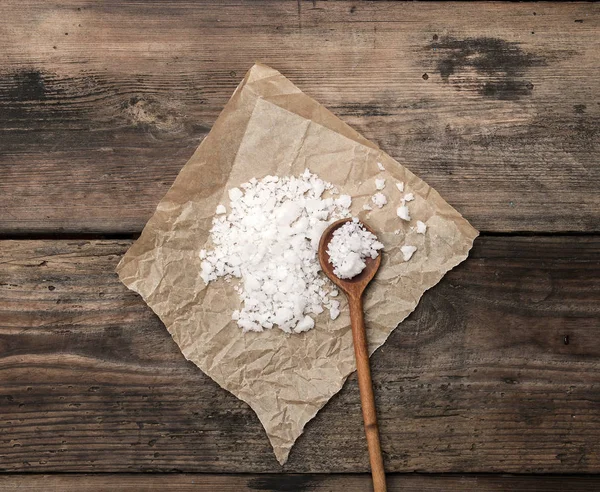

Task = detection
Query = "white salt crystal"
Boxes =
[363,203,373,211]
[294,315,315,333]
[228,187,243,201]
[396,182,404,192]
[401,245,417,261]
[329,300,340,320]
[371,193,387,208]
[276,201,302,226]
[397,205,410,221]
[215,204,227,215]
[336,194,352,209]
[327,218,383,279]
[416,220,427,234]
[375,178,386,190]
[377,162,385,171]
[403,193,415,202]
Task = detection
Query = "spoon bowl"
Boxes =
[318,218,382,298]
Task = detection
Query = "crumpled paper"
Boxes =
[116,63,478,464]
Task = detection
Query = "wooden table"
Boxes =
[1,2,599,490]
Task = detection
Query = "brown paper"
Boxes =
[116,64,478,464]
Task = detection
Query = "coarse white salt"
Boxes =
[401,245,417,261]
[397,205,410,221]
[416,220,427,234]
[375,178,386,190]
[396,182,404,193]
[228,187,243,201]
[327,218,383,280]
[295,315,315,333]
[336,194,352,209]
[403,193,415,203]
[215,204,226,215]
[377,162,385,171]
[363,203,373,211]
[371,193,387,209]
[329,300,340,320]
[200,170,350,334]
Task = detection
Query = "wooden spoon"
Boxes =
[318,218,386,492]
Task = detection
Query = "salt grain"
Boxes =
[329,300,340,320]
[371,193,387,209]
[396,182,404,193]
[336,194,352,209]
[375,178,386,190]
[397,205,410,221]
[377,162,385,171]
[401,245,417,261]
[416,220,427,234]
[228,187,243,201]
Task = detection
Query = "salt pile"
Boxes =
[200,170,349,333]
[201,168,427,334]
[327,219,384,280]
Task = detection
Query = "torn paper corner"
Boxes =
[116,63,478,465]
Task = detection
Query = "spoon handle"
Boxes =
[348,295,387,492]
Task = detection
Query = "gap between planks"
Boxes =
[1,473,600,492]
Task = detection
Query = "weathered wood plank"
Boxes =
[0,1,599,233]
[0,237,599,473]
[1,473,600,492]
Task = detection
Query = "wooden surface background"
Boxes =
[1,1,599,235]
[1,1,599,490]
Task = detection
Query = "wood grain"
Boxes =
[1,473,600,492]
[1,237,599,473]
[1,1,599,234]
